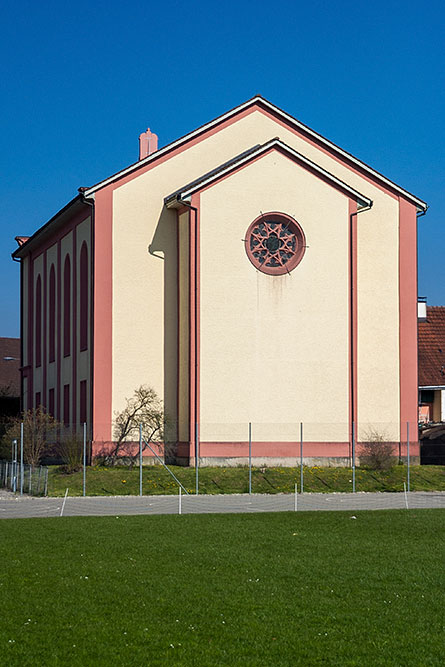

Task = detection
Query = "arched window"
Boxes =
[63,255,71,357]
[80,243,88,351]
[49,264,56,362]
[35,274,42,367]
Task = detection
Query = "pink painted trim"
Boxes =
[193,194,201,458]
[43,252,47,406]
[398,197,418,432]
[72,226,77,426]
[56,240,61,420]
[188,203,196,450]
[349,199,358,444]
[93,189,113,442]
[27,256,34,410]
[177,441,420,458]
[176,208,181,449]
[89,101,409,206]
[88,99,424,209]
[256,105,400,201]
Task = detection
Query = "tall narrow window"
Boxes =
[63,384,70,426]
[48,388,55,418]
[35,392,41,408]
[49,264,56,362]
[80,243,88,351]
[35,275,42,367]
[79,380,87,425]
[63,255,71,357]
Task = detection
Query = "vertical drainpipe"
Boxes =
[12,255,23,411]
[350,201,372,456]
[177,197,199,463]
[80,192,95,456]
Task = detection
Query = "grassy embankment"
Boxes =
[46,463,445,496]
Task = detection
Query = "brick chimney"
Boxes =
[139,128,158,160]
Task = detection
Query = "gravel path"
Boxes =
[1,490,445,519]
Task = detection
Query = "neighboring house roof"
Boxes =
[418,306,445,387]
[0,338,20,397]
[165,138,373,209]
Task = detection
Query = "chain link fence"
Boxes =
[0,459,49,496]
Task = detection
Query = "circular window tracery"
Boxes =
[245,212,306,275]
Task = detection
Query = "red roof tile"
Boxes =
[0,338,20,397]
[418,307,445,386]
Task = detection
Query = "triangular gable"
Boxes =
[84,95,426,212]
[164,138,373,209]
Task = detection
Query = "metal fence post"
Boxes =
[139,423,143,497]
[407,421,410,493]
[195,422,199,495]
[83,422,87,497]
[248,422,252,495]
[300,422,303,494]
[294,482,298,511]
[20,423,24,496]
[352,422,356,493]
[12,439,17,493]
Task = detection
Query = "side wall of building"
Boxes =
[20,212,92,434]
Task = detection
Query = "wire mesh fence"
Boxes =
[1,419,445,520]
[1,488,445,520]
[0,460,49,496]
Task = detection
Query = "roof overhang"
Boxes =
[11,195,90,259]
[84,95,427,213]
[419,386,445,391]
[165,138,373,210]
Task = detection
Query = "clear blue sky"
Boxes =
[1,0,444,337]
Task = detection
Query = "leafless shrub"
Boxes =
[58,433,83,473]
[359,429,396,471]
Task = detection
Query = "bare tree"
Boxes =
[105,386,166,466]
[1,407,60,466]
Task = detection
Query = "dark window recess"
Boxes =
[49,265,56,362]
[48,388,55,418]
[80,243,88,351]
[79,380,87,425]
[35,392,41,409]
[35,275,42,367]
[63,255,71,357]
[420,390,435,403]
[63,384,70,426]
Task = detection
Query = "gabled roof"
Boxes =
[419,306,445,387]
[84,95,427,212]
[164,138,373,209]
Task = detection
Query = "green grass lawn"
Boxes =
[0,510,444,666]
[46,463,445,497]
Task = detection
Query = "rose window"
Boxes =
[245,212,306,275]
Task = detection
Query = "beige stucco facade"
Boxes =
[110,108,401,439]
[15,97,425,462]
